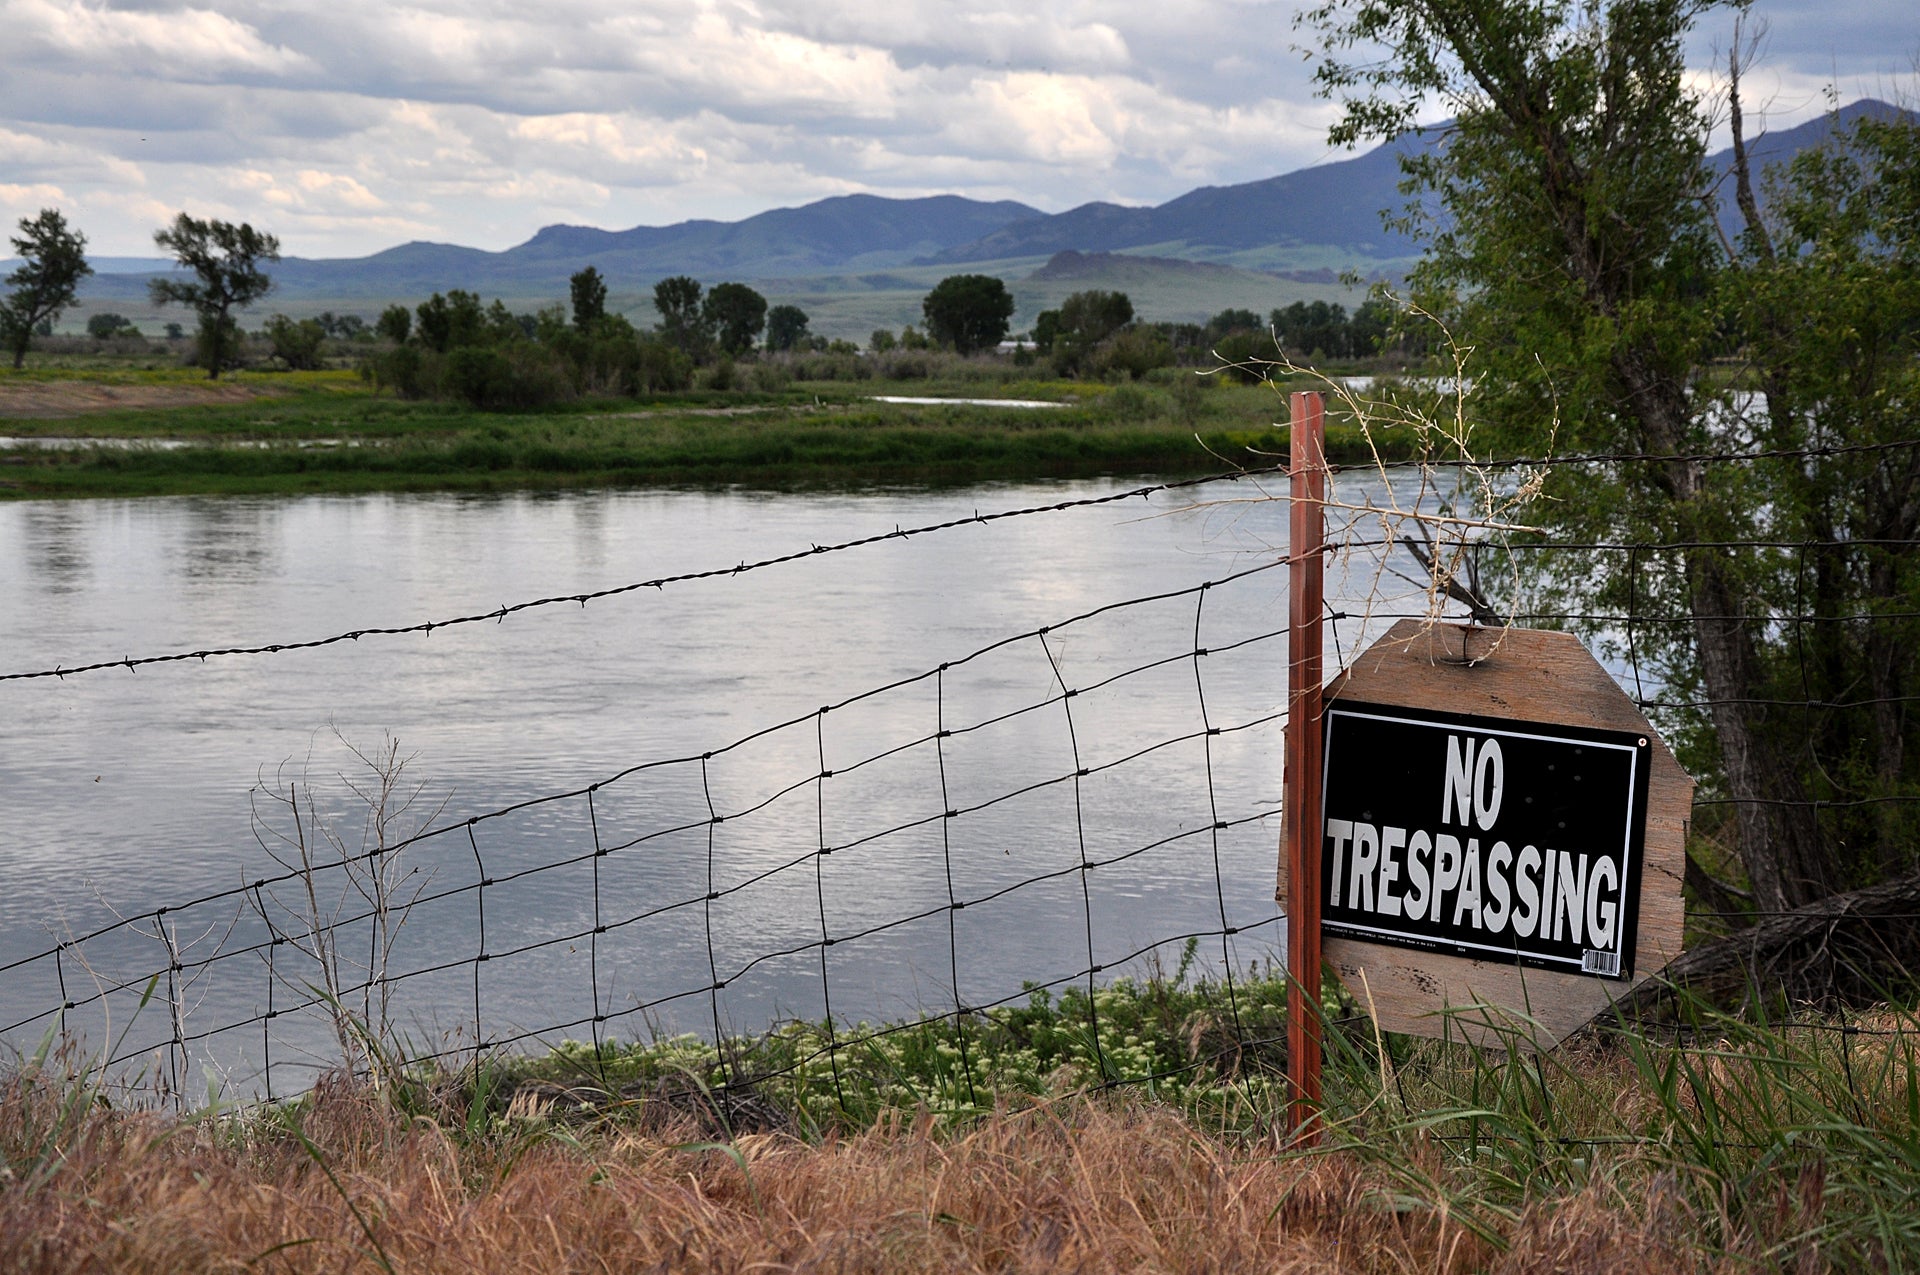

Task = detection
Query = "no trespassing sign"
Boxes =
[1319,701,1651,981]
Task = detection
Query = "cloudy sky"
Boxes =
[1,0,1912,259]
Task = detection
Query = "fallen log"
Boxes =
[1613,864,1920,1021]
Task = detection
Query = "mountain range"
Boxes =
[60,98,1905,335]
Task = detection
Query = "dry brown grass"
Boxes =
[0,1069,1765,1275]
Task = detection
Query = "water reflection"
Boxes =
[176,498,280,583]
[20,503,91,595]
[0,476,1447,1092]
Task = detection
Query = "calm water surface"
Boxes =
[0,477,1412,1090]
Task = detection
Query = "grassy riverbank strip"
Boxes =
[8,960,1920,1268]
[0,368,1418,498]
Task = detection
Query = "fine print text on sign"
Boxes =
[1319,701,1651,980]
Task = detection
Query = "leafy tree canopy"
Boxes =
[765,304,810,353]
[922,274,1015,355]
[1300,0,1920,910]
[2,208,92,369]
[703,282,768,356]
[149,213,278,379]
[653,275,712,358]
[571,266,608,331]
[86,312,135,340]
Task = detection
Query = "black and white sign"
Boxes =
[1319,701,1650,980]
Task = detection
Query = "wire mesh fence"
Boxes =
[1,430,1915,1121]
[0,551,1303,1109]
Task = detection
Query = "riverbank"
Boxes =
[0,367,1420,499]
[7,961,1917,1269]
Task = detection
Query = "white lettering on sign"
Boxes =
[1442,735,1506,830]
[1320,702,1649,980]
[1323,824,1621,945]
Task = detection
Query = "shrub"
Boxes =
[752,361,792,393]
[1089,326,1174,380]
[1209,330,1284,384]
[364,345,428,398]
[443,344,570,409]
[264,314,326,370]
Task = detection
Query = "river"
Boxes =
[0,475,1424,1094]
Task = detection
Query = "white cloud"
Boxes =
[0,0,1903,256]
[8,0,314,80]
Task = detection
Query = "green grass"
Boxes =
[1,366,1413,498]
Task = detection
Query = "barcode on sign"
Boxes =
[1582,949,1621,977]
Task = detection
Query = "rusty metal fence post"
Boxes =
[1285,390,1327,1142]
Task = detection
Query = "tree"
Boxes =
[149,213,279,379]
[1205,308,1262,338]
[264,314,326,370]
[765,304,810,352]
[703,282,768,356]
[375,305,411,345]
[922,274,1015,355]
[653,275,711,358]
[86,312,135,340]
[2,209,92,369]
[1049,289,1135,373]
[1301,0,1920,911]
[414,290,486,353]
[570,266,608,331]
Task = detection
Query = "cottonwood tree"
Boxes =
[653,275,711,359]
[150,213,279,379]
[1044,289,1134,374]
[703,282,768,356]
[1301,0,1919,913]
[570,266,608,331]
[765,303,810,352]
[922,274,1015,355]
[2,209,92,369]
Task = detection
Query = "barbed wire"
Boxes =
[2,464,1297,684]
[4,429,1916,1140]
[11,438,1917,687]
[2,560,1294,1110]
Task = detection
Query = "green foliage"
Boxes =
[1205,307,1261,336]
[314,311,367,341]
[1268,300,1351,357]
[569,266,607,331]
[1031,309,1061,354]
[414,290,487,354]
[149,212,278,380]
[1300,0,1920,909]
[365,344,427,398]
[763,304,810,353]
[867,327,897,353]
[703,282,768,356]
[375,304,411,345]
[3,208,92,369]
[86,312,136,340]
[653,275,711,360]
[922,274,1016,355]
[1209,329,1283,383]
[1089,326,1174,380]
[264,315,326,371]
[442,344,571,410]
[1048,289,1136,375]
[490,944,1291,1130]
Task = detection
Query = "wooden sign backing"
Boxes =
[1278,620,1691,1048]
